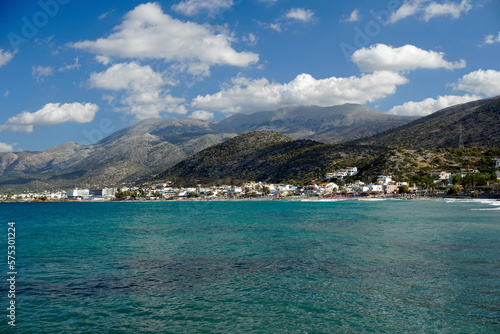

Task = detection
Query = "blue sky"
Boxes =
[0,0,499,152]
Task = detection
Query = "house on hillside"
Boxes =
[431,171,452,181]
[493,158,500,168]
[377,175,392,184]
[326,167,358,180]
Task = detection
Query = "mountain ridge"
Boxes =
[352,96,500,149]
[156,130,389,186]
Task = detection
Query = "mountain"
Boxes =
[0,118,238,191]
[0,103,416,191]
[353,96,500,149]
[215,104,418,143]
[156,130,388,186]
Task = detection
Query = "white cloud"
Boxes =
[70,2,258,76]
[3,90,9,97]
[0,50,15,67]
[343,9,361,23]
[95,55,111,65]
[269,23,282,32]
[192,71,408,114]
[89,62,165,90]
[390,0,421,23]
[189,110,215,120]
[32,65,54,82]
[172,0,233,17]
[390,0,472,23]
[59,57,81,72]
[453,69,500,96]
[284,8,315,22]
[243,33,258,46]
[88,62,186,120]
[388,94,481,116]
[423,0,472,21]
[485,32,500,44]
[0,143,15,152]
[0,103,99,133]
[351,44,466,72]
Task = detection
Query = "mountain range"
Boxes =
[0,104,416,191]
[1,96,499,191]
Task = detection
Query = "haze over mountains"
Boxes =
[0,97,499,191]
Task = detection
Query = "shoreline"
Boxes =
[1,193,499,203]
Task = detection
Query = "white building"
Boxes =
[67,188,90,199]
[90,188,117,199]
[493,158,500,168]
[368,184,384,193]
[377,175,392,184]
[432,171,452,181]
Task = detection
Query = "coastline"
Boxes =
[1,193,499,203]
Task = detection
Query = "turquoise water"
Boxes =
[1,199,499,333]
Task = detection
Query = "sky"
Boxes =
[0,0,499,152]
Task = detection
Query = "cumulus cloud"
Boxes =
[32,65,54,83]
[189,110,215,120]
[351,44,466,72]
[343,9,360,23]
[172,0,233,17]
[284,8,315,22]
[0,143,15,152]
[388,94,481,116]
[485,32,500,45]
[0,103,99,133]
[0,50,15,67]
[390,0,472,23]
[88,62,186,120]
[69,2,258,76]
[453,69,500,96]
[192,71,408,114]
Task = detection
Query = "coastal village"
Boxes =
[2,158,500,201]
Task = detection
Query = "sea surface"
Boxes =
[1,199,499,333]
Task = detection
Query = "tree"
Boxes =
[398,185,410,194]
[452,174,461,185]
[448,185,461,196]
[263,186,271,195]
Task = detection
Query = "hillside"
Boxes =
[353,96,500,149]
[156,130,389,185]
[354,147,500,185]
[0,103,416,191]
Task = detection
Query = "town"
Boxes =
[2,159,500,201]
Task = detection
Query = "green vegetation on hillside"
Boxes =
[156,130,389,186]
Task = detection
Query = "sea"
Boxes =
[0,199,499,333]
